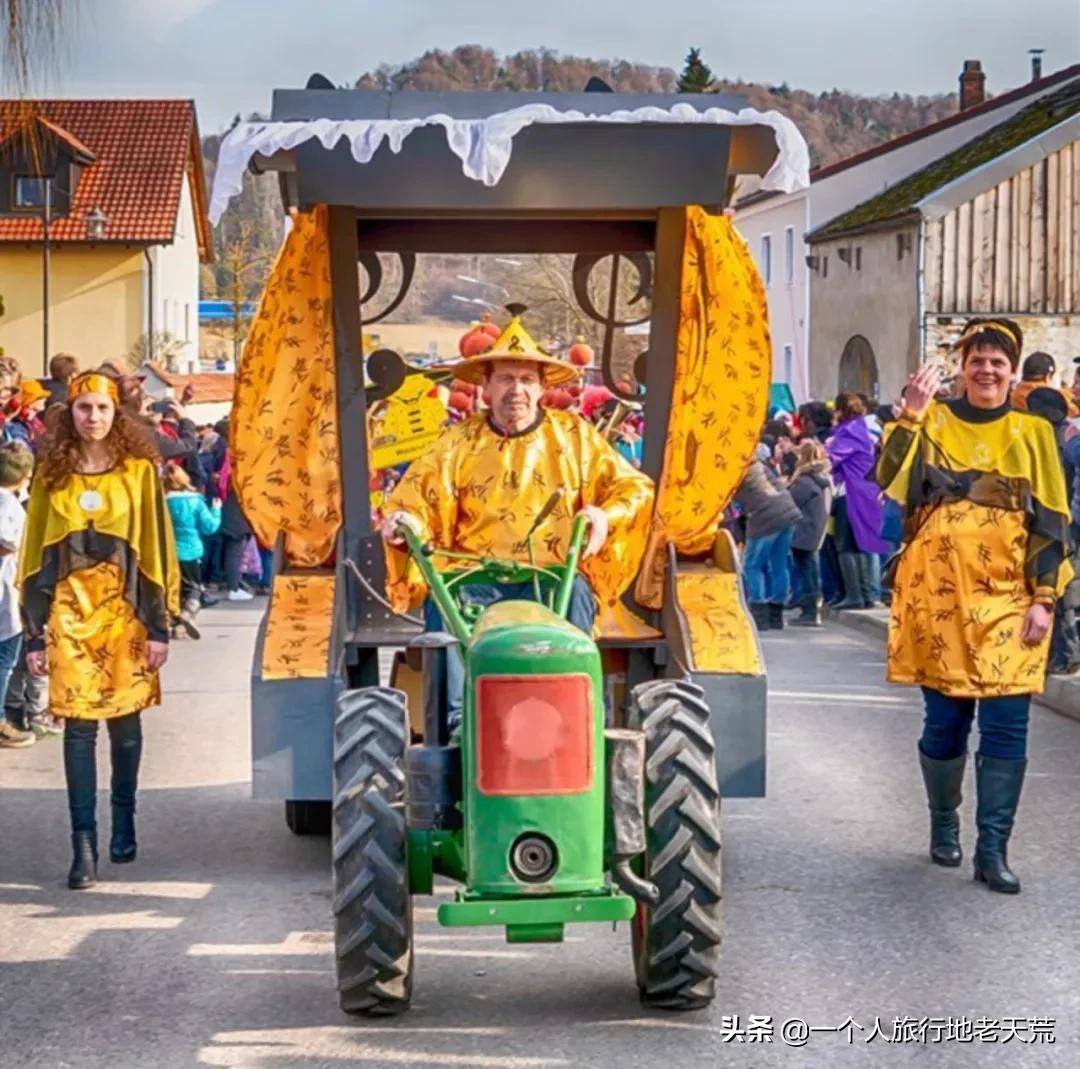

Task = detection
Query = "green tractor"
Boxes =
[334,511,722,1014]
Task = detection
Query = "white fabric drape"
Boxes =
[209,102,811,223]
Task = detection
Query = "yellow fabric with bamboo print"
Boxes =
[880,401,1073,696]
[46,562,162,719]
[384,409,654,619]
[230,205,342,567]
[261,574,337,680]
[17,459,180,721]
[675,571,763,675]
[636,207,771,608]
[18,459,180,612]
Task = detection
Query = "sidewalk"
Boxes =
[826,606,1080,724]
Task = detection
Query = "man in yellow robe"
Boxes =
[383,305,654,715]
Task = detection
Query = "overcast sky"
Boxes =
[31,0,1080,133]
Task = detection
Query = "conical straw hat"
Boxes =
[451,303,580,387]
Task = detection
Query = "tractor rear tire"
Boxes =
[285,800,331,836]
[627,679,723,1010]
[332,686,414,1016]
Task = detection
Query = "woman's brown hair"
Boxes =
[37,369,159,490]
[835,391,866,422]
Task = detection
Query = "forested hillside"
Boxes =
[201,44,961,317]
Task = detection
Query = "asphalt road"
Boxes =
[1,605,1078,1068]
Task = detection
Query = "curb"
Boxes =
[825,607,1080,726]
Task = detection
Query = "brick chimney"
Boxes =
[959,60,986,111]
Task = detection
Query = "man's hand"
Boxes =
[26,650,47,678]
[1021,602,1053,646]
[382,511,423,547]
[576,506,609,558]
[147,641,169,670]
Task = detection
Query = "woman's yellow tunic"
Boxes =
[18,459,180,720]
[878,398,1072,697]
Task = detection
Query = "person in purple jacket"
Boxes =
[827,392,890,609]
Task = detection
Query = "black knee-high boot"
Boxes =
[63,720,98,889]
[973,754,1027,894]
[918,748,965,866]
[109,713,143,864]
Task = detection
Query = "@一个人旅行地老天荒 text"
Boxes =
[713,1016,1056,1045]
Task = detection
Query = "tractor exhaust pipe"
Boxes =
[606,729,660,906]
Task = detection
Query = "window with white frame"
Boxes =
[783,344,794,385]
[784,227,795,285]
[760,234,772,286]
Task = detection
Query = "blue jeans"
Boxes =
[424,576,597,726]
[919,687,1031,762]
[743,526,794,604]
[0,632,22,724]
[792,548,821,599]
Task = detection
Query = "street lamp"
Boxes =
[86,206,108,241]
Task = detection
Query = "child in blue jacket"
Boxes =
[165,465,221,637]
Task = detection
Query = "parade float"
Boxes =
[210,78,809,1013]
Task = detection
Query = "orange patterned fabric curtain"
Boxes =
[636,208,771,608]
[230,206,342,567]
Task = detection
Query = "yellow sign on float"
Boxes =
[370,374,448,469]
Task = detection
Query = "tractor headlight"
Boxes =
[475,674,593,796]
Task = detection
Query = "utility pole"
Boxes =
[42,177,51,376]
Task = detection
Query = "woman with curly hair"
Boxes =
[18,369,180,889]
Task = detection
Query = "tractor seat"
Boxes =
[596,600,664,648]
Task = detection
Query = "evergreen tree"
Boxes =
[677,47,713,93]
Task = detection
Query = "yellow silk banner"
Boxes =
[261,574,337,680]
[230,206,342,566]
[635,208,771,607]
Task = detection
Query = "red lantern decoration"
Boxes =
[568,336,594,367]
[449,389,474,414]
[458,314,501,356]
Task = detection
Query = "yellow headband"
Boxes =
[956,320,1020,353]
[69,373,119,405]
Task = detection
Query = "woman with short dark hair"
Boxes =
[878,318,1070,894]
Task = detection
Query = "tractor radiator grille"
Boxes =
[475,674,593,796]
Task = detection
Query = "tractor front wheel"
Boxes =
[332,686,413,1016]
[628,679,723,1010]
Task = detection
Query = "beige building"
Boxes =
[0,100,213,378]
[807,77,1080,404]
[735,58,1080,403]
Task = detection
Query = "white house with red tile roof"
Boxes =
[734,60,1080,404]
[0,99,212,378]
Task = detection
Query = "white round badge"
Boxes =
[79,490,103,513]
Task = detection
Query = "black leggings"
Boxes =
[64,713,143,834]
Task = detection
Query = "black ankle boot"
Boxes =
[110,804,137,864]
[973,754,1027,894]
[918,749,965,867]
[767,603,785,631]
[68,831,98,890]
[750,602,771,631]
